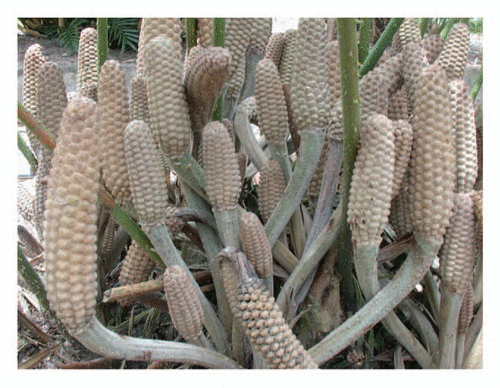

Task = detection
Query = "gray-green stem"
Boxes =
[336,18,362,314]
[169,152,208,202]
[233,106,268,171]
[268,141,306,258]
[400,299,440,360]
[264,129,324,247]
[72,316,240,369]
[182,184,233,336]
[213,208,241,249]
[354,243,436,368]
[276,205,342,321]
[142,223,229,355]
[309,236,439,365]
[438,288,465,368]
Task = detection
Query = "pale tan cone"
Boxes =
[44,97,100,334]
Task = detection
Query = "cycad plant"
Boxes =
[18,17,483,369]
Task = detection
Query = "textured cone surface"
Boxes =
[327,40,341,106]
[471,190,482,242]
[240,212,273,278]
[398,18,421,48]
[392,119,413,198]
[265,32,286,68]
[34,162,50,242]
[164,265,204,341]
[165,205,184,237]
[225,18,253,80]
[408,65,455,244]
[327,100,344,142]
[348,114,395,245]
[183,45,204,81]
[220,256,240,311]
[440,193,476,294]
[458,282,474,334]
[196,18,213,47]
[290,18,330,131]
[79,80,98,101]
[371,52,404,97]
[435,23,470,81]
[35,62,68,240]
[18,182,35,223]
[144,36,192,158]
[226,55,246,100]
[124,120,168,225]
[99,216,117,258]
[44,97,100,333]
[359,71,389,122]
[308,138,329,198]
[389,176,413,237]
[402,42,428,114]
[130,75,151,127]
[98,60,131,204]
[423,34,444,64]
[184,46,232,132]
[249,18,272,53]
[202,121,241,210]
[390,31,403,56]
[119,239,157,286]
[22,43,46,154]
[450,80,478,193]
[259,159,286,223]
[238,96,258,121]
[137,18,182,76]
[278,29,296,86]
[77,28,98,94]
[235,279,318,368]
[36,61,67,150]
[328,69,389,142]
[388,87,409,121]
[255,58,289,143]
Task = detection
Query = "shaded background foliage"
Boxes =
[18,18,141,54]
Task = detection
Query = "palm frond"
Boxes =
[108,18,140,52]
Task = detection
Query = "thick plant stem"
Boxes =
[336,18,361,314]
[264,129,324,247]
[359,18,405,77]
[462,327,482,369]
[438,288,465,368]
[182,184,233,336]
[185,18,198,51]
[268,141,306,258]
[309,237,439,365]
[211,18,225,121]
[97,18,108,70]
[471,66,482,102]
[72,316,240,369]
[213,208,241,249]
[233,107,268,171]
[276,205,342,320]
[400,299,440,360]
[304,139,343,252]
[169,152,208,201]
[355,244,435,368]
[142,223,229,355]
[358,18,372,64]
